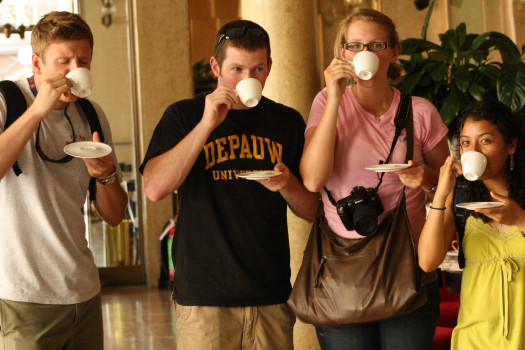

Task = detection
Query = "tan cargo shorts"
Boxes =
[175,302,296,350]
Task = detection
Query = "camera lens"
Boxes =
[352,204,379,236]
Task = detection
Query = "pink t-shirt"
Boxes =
[306,87,448,240]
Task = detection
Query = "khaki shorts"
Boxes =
[175,302,296,350]
[0,293,103,350]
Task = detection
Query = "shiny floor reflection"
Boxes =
[102,286,176,350]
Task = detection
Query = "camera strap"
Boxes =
[325,93,413,206]
[375,92,413,190]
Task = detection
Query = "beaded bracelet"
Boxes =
[429,205,446,210]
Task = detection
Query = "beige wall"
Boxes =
[189,0,240,68]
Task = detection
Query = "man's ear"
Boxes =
[32,54,42,74]
[210,56,220,78]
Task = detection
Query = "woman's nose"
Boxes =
[472,143,482,152]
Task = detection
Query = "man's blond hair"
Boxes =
[31,11,93,61]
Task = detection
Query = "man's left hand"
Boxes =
[82,131,115,179]
[257,162,290,192]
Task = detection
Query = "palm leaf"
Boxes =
[498,62,525,111]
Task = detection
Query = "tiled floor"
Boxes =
[102,286,176,349]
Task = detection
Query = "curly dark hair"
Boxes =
[452,100,525,222]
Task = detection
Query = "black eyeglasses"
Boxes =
[343,42,391,52]
[217,26,269,48]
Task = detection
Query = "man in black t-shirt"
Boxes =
[140,20,319,349]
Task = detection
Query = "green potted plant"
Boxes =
[396,8,525,130]
[193,59,217,95]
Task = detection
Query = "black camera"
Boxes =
[335,186,384,236]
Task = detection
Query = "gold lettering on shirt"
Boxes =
[212,170,241,179]
[239,134,253,159]
[228,135,240,159]
[204,142,216,170]
[264,138,282,163]
[251,135,264,160]
[216,138,228,164]
[203,134,283,171]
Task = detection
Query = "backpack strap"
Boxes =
[0,80,27,176]
[75,98,105,201]
[76,98,104,142]
[452,176,469,269]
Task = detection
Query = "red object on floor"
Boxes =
[433,270,460,350]
[433,326,454,350]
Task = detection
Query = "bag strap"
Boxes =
[0,80,27,176]
[325,93,413,206]
[452,176,469,269]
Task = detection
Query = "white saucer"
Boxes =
[365,164,411,172]
[236,171,282,180]
[456,202,503,210]
[64,141,112,158]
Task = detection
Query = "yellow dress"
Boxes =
[451,216,525,350]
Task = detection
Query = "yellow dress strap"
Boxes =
[500,257,519,339]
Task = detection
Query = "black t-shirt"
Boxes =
[140,93,306,306]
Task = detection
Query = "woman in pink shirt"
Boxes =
[300,8,449,350]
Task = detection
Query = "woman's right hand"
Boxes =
[434,155,461,202]
[324,57,355,100]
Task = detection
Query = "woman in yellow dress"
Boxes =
[418,100,525,349]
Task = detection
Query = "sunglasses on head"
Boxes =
[217,26,269,48]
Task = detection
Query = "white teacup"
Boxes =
[66,67,93,98]
[236,78,262,108]
[352,51,380,80]
[461,151,487,181]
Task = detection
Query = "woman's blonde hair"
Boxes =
[333,8,402,84]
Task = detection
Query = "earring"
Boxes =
[509,154,515,172]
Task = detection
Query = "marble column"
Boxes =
[241,1,321,349]
[131,0,193,287]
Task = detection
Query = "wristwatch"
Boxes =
[96,171,117,186]
[422,184,438,193]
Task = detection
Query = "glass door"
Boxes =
[78,0,145,285]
